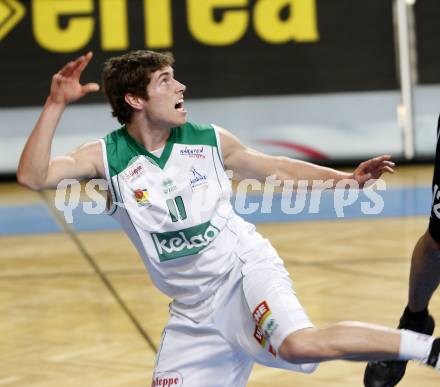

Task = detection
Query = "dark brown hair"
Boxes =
[102,50,174,124]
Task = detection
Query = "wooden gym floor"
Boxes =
[0,165,439,386]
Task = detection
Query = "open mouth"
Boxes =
[175,99,186,112]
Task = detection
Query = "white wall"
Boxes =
[1,86,439,174]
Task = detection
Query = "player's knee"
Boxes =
[296,362,319,374]
[278,328,322,365]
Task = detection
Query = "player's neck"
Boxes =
[126,120,171,153]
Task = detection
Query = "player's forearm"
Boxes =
[277,157,353,187]
[17,98,66,189]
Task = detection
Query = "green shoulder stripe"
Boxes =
[173,122,218,147]
[104,127,137,178]
[103,122,220,177]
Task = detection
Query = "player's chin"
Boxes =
[174,110,187,126]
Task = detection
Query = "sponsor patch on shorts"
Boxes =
[152,371,183,387]
[253,301,271,326]
[253,325,276,357]
[264,317,279,339]
[252,301,279,356]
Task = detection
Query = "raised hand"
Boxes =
[48,51,100,105]
[353,155,395,187]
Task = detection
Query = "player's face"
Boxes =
[144,66,187,129]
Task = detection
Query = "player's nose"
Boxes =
[176,80,186,93]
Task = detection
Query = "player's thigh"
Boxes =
[218,243,318,374]
[227,278,317,374]
[153,315,253,387]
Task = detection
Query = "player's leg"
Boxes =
[362,237,438,387]
[240,256,440,370]
[152,314,253,387]
[402,114,440,318]
[215,256,319,375]
[407,115,440,314]
[363,116,440,387]
[408,233,440,313]
[279,322,439,364]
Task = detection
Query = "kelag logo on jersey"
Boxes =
[151,221,219,261]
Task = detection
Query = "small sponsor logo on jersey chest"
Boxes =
[180,146,206,159]
[162,178,178,195]
[123,162,144,182]
[190,167,208,192]
[134,189,151,207]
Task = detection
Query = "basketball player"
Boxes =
[364,117,440,386]
[17,51,440,386]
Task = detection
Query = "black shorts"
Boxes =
[428,114,440,243]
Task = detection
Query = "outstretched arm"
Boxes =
[17,52,102,190]
[217,126,394,187]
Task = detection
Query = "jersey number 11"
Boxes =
[166,196,187,222]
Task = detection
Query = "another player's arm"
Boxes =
[17,52,102,190]
[217,126,394,187]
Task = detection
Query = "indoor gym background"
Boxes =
[1,1,440,386]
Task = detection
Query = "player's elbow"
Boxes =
[16,176,41,191]
[16,170,45,191]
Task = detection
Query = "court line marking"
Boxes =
[0,185,432,235]
[40,191,158,354]
[0,269,149,281]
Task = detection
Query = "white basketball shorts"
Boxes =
[152,232,317,387]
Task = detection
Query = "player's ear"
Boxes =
[124,93,144,110]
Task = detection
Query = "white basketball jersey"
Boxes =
[101,122,247,304]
